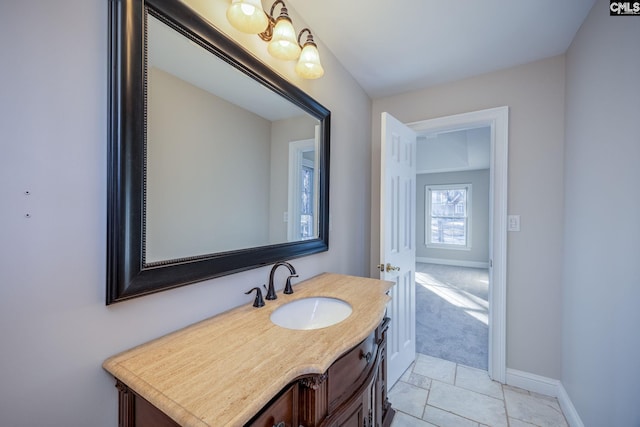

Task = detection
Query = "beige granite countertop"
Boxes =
[103,273,393,426]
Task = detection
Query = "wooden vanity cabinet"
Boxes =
[114,318,394,427]
[115,381,180,427]
[248,317,395,427]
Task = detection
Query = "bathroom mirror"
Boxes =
[107,0,330,304]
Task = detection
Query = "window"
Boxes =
[298,163,314,239]
[288,138,317,241]
[426,184,471,249]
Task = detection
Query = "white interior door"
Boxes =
[380,112,417,390]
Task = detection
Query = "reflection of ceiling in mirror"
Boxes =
[147,14,307,122]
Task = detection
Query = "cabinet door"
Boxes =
[246,383,298,427]
[327,379,374,427]
[330,395,365,427]
[337,402,364,427]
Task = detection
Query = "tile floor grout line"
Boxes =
[502,384,512,427]
[453,362,458,386]
[420,386,430,420]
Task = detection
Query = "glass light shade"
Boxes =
[295,43,324,79]
[226,0,268,34]
[267,17,301,60]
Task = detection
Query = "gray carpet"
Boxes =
[415,263,489,370]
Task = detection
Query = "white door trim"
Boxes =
[407,106,508,383]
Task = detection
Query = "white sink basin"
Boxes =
[270,297,352,330]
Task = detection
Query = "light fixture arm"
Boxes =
[259,0,290,42]
[268,0,287,18]
[297,28,315,47]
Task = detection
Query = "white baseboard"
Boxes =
[416,257,490,269]
[506,368,560,396]
[506,369,584,427]
[557,383,585,427]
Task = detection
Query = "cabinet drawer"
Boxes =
[327,332,377,410]
[246,383,298,427]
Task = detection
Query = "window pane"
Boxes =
[300,214,313,239]
[430,218,466,245]
[299,165,314,239]
[430,189,466,218]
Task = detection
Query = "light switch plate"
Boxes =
[508,215,521,232]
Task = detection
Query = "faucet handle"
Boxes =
[245,287,265,308]
[283,274,298,294]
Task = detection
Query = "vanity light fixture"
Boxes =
[226,0,269,34]
[295,28,324,79]
[261,1,301,60]
[226,0,324,79]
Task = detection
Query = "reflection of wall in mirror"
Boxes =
[269,116,319,243]
[146,67,271,262]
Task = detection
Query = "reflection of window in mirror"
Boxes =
[300,159,315,239]
[288,138,318,241]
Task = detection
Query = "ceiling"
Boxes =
[417,127,491,174]
[286,0,596,98]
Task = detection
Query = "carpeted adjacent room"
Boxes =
[415,262,489,370]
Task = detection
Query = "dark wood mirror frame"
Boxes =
[107,0,330,304]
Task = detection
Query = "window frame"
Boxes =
[287,137,318,241]
[425,183,472,250]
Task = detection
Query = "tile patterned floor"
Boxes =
[389,353,568,427]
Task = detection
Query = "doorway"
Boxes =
[379,107,508,387]
[415,125,491,370]
[402,107,508,383]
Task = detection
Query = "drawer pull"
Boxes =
[273,422,285,427]
[360,351,372,364]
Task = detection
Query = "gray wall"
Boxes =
[372,55,566,379]
[147,67,272,259]
[416,169,490,265]
[563,0,640,425]
[0,1,372,426]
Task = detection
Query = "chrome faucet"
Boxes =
[264,261,298,300]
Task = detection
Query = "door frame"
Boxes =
[407,106,508,383]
